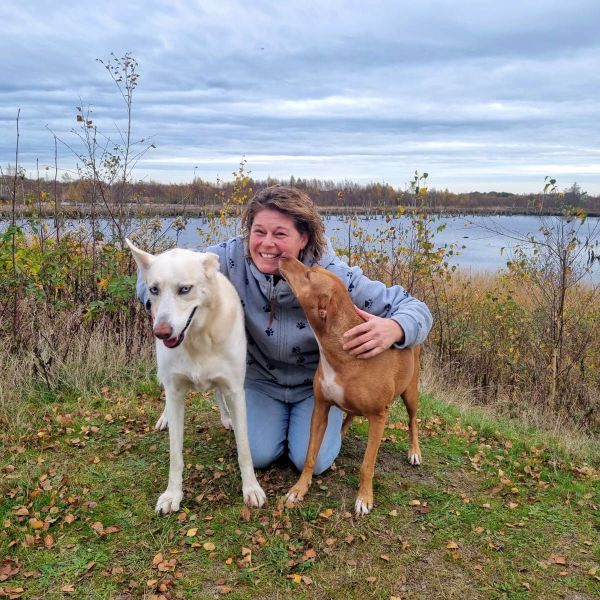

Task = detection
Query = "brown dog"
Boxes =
[279,255,421,516]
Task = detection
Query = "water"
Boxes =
[4,213,600,280]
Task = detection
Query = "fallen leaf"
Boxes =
[186,528,198,537]
[319,508,334,519]
[29,518,45,530]
[152,553,164,566]
[549,555,567,565]
[446,541,459,549]
[203,542,216,551]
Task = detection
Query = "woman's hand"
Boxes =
[342,306,405,359]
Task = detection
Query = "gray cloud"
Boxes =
[1,0,599,193]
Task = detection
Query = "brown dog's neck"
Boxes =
[311,291,364,362]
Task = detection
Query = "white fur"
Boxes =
[316,342,345,407]
[126,239,266,513]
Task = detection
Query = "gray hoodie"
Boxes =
[137,236,432,403]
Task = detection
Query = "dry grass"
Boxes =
[0,312,154,433]
[420,352,600,461]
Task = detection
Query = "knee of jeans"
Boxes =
[250,445,283,470]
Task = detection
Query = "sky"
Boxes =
[1,0,600,194]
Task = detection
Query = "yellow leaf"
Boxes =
[446,541,459,549]
[203,542,216,551]
[319,508,334,519]
[29,518,45,530]
[186,528,198,537]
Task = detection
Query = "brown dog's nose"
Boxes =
[154,322,173,340]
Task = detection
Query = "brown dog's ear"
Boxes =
[317,294,329,320]
[318,293,338,333]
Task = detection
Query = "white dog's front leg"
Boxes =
[222,386,267,508]
[155,385,186,515]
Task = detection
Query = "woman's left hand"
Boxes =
[342,306,405,359]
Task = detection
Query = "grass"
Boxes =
[1,374,599,599]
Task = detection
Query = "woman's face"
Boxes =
[249,209,309,275]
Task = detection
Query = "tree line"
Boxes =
[1,169,598,216]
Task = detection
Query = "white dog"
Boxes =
[126,239,266,514]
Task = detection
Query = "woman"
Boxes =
[138,186,432,474]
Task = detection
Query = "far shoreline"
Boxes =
[2,202,599,219]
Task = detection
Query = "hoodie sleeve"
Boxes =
[319,242,433,348]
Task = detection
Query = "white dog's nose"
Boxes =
[154,322,173,339]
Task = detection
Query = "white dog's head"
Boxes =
[126,239,220,349]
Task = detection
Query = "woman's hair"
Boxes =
[241,186,326,261]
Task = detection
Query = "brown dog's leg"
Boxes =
[285,395,331,505]
[355,412,387,515]
[401,347,421,466]
[341,413,354,437]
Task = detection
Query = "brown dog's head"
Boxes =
[279,255,350,333]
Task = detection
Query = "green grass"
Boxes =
[1,382,599,599]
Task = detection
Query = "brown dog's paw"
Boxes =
[408,450,422,466]
[354,495,373,516]
[284,485,308,507]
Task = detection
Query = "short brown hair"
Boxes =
[241,186,326,261]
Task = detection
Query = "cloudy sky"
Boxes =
[1,0,599,194]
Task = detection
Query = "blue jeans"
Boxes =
[245,385,344,476]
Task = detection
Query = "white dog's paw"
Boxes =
[408,452,421,466]
[155,489,183,514]
[354,497,373,516]
[155,412,168,431]
[243,483,267,508]
[220,416,234,431]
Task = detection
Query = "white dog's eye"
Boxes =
[179,285,192,295]
[149,286,159,295]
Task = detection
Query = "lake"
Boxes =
[171,213,600,280]
[4,213,600,280]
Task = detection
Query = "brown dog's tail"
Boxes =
[341,414,354,437]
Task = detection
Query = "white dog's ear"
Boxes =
[125,238,154,271]
[201,252,220,279]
